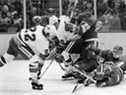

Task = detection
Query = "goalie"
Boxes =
[94,60,124,87]
[74,45,125,87]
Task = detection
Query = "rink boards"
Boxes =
[0,33,126,95]
[0,33,126,55]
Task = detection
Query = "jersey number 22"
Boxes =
[24,27,36,41]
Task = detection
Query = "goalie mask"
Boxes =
[112,45,123,59]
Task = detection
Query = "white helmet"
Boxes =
[59,15,70,23]
[49,15,58,25]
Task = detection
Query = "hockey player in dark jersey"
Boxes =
[99,45,126,71]
[70,45,125,87]
[78,45,125,87]
[94,59,124,87]
[61,14,103,79]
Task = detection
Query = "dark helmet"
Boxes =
[113,45,123,53]
[77,12,96,25]
[113,45,123,58]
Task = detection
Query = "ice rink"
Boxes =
[0,60,126,95]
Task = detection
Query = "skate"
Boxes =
[31,82,43,90]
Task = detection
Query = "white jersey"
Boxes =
[44,24,57,37]
[57,20,75,43]
[17,25,49,55]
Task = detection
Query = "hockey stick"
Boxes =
[72,82,84,93]
[72,66,96,93]
[72,82,79,93]
[39,48,57,78]
[41,41,75,76]
[39,59,54,78]
[64,41,75,52]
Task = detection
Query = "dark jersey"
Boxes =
[69,24,98,54]
[100,50,121,63]
[95,63,124,87]
[75,48,99,73]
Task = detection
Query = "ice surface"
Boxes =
[0,60,126,95]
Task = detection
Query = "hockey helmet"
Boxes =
[113,45,123,58]
[49,15,58,25]
[78,12,96,25]
[59,15,70,23]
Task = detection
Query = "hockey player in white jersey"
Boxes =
[0,16,58,90]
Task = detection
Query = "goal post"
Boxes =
[93,0,97,19]
[23,0,27,29]
[59,0,62,16]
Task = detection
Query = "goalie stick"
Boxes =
[72,65,96,93]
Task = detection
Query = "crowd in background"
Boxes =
[0,0,23,33]
[64,0,126,32]
[0,0,126,33]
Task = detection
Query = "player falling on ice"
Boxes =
[0,15,59,90]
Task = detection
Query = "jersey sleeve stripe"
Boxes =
[17,33,35,58]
